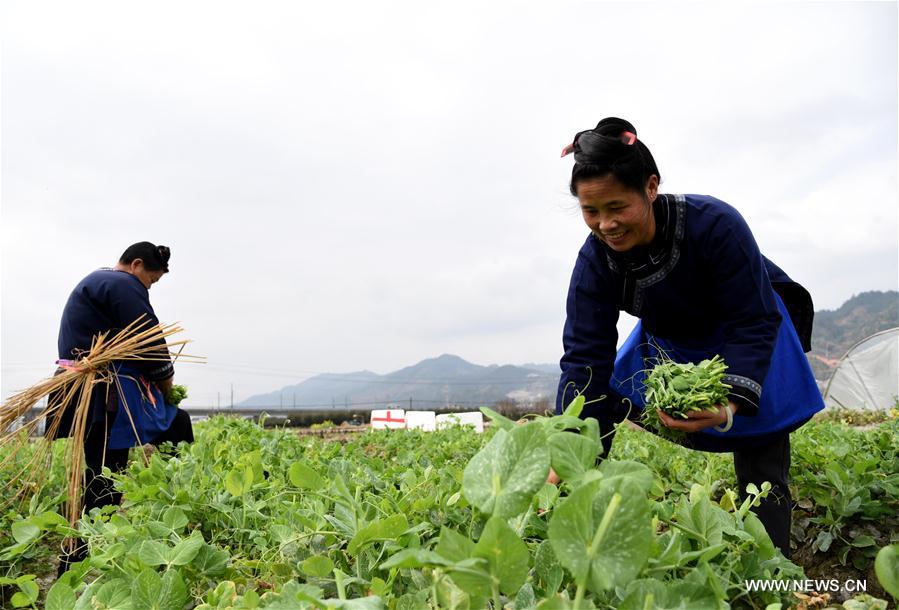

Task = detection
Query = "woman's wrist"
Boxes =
[713,403,736,432]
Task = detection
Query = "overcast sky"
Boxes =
[2,1,897,406]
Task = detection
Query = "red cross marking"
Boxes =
[371,412,405,424]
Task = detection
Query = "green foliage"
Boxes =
[1,411,896,608]
[814,407,896,427]
[166,384,188,407]
[875,544,899,601]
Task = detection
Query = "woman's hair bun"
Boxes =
[566,116,659,196]
[119,241,170,273]
[594,117,637,138]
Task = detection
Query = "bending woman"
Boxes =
[556,118,824,558]
[50,242,194,573]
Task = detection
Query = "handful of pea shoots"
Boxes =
[641,355,731,440]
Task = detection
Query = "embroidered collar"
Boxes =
[593,194,687,316]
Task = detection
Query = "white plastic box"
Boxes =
[404,410,437,431]
[369,409,406,430]
[435,411,484,433]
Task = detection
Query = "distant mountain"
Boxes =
[239,354,559,408]
[519,362,562,375]
[808,290,898,381]
[240,292,896,407]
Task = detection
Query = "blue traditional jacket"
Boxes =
[556,194,823,447]
[56,269,173,430]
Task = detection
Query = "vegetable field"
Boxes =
[1,406,897,609]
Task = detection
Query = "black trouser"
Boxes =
[733,433,792,558]
[83,407,195,512]
[60,408,194,574]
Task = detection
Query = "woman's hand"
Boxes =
[657,401,738,433]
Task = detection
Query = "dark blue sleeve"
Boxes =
[703,206,781,416]
[107,278,174,381]
[556,249,623,419]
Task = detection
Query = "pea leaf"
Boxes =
[192,544,229,576]
[534,540,563,596]
[348,514,409,554]
[563,394,585,418]
[445,557,492,602]
[162,507,188,531]
[224,465,254,497]
[45,581,76,610]
[12,577,38,607]
[741,512,776,560]
[289,462,325,491]
[132,569,188,610]
[157,569,189,610]
[170,533,204,566]
[875,543,899,600]
[326,597,386,609]
[435,575,474,610]
[436,526,475,562]
[597,460,655,495]
[814,531,834,553]
[380,549,453,570]
[131,569,163,610]
[548,478,653,593]
[618,578,718,610]
[11,520,40,545]
[548,432,600,480]
[480,407,516,431]
[93,579,133,610]
[463,423,550,519]
[675,485,725,546]
[514,582,537,610]
[10,592,34,608]
[473,516,530,595]
[138,540,169,567]
[301,555,334,577]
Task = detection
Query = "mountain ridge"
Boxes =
[240,290,897,407]
[239,355,558,408]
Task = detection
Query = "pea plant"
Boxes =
[2,404,896,608]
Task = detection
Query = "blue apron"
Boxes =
[611,294,824,439]
[107,364,178,450]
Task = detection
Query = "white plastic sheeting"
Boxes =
[436,412,484,433]
[368,409,484,432]
[405,411,437,431]
[823,328,899,411]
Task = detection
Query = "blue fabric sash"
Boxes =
[107,364,178,450]
[611,294,824,438]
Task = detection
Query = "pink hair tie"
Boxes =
[619,131,637,145]
[560,142,576,157]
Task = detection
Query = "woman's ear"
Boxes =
[646,175,660,201]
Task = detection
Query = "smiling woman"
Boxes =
[556,117,825,559]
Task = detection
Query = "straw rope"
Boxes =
[0,317,203,537]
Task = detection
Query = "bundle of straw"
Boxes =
[0,316,203,535]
